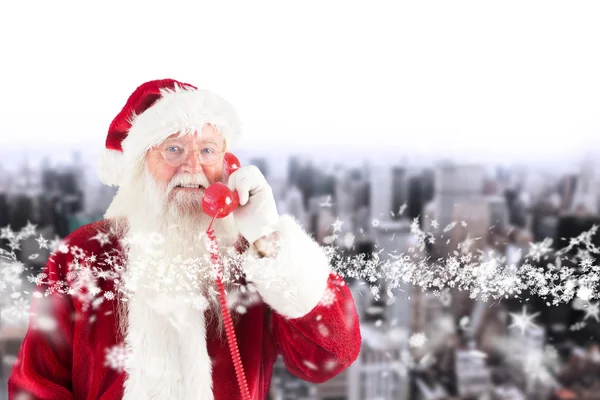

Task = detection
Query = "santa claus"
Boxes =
[8,79,362,399]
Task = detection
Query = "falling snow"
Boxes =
[0,217,598,393]
[319,287,336,307]
[409,332,427,348]
[104,344,130,371]
[0,219,600,310]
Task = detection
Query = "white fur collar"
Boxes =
[122,289,214,400]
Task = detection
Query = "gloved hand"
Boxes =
[227,165,280,245]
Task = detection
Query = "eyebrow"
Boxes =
[161,136,221,148]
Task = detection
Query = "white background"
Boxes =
[0,0,599,166]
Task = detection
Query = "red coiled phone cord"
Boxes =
[207,215,251,400]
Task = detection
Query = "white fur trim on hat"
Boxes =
[123,86,241,161]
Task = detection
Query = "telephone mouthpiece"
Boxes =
[202,182,240,218]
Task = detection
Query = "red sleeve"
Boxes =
[270,273,361,383]
[8,250,76,400]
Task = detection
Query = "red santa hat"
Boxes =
[97,79,242,187]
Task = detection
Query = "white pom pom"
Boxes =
[97,148,124,187]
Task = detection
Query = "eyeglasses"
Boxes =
[156,139,225,167]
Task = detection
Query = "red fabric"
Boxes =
[106,79,197,152]
[8,220,361,399]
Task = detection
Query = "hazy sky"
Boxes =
[1,0,599,164]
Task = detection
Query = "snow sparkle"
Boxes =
[0,217,598,381]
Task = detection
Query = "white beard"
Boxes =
[105,163,241,400]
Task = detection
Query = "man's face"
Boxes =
[145,124,225,213]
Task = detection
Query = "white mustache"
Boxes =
[167,173,210,192]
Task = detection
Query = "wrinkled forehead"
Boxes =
[159,124,225,146]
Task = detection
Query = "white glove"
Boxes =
[227,166,280,244]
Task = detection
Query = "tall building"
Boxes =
[421,168,436,205]
[287,156,301,188]
[557,174,578,212]
[433,162,487,231]
[407,174,424,222]
[390,166,408,220]
[334,168,354,217]
[570,158,599,215]
[369,163,397,223]
[283,185,307,228]
[297,161,315,210]
[249,157,269,179]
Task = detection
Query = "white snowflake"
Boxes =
[509,307,540,335]
[104,344,130,371]
[35,234,49,249]
[370,285,380,301]
[66,271,78,281]
[577,286,594,302]
[103,291,115,301]
[236,305,247,314]
[0,226,15,240]
[35,315,58,332]
[526,238,553,261]
[318,323,330,337]
[319,196,333,208]
[324,359,339,371]
[27,273,47,285]
[319,287,336,307]
[302,360,318,370]
[58,243,69,254]
[332,218,344,232]
[398,203,407,215]
[343,232,355,248]
[409,332,427,348]
[90,231,111,247]
[443,222,456,233]
[71,246,86,259]
[48,236,62,251]
[1,297,30,324]
[19,221,37,239]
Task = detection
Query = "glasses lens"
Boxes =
[159,141,223,166]
[197,144,223,166]
[161,143,187,166]
[199,152,220,166]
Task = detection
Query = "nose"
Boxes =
[179,149,202,173]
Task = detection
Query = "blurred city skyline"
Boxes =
[1,139,600,398]
[1,142,598,179]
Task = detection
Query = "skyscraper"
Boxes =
[287,156,301,187]
[249,157,269,180]
[391,166,408,220]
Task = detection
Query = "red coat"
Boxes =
[8,218,361,399]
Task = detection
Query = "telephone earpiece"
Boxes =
[201,153,241,219]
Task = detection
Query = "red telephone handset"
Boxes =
[201,152,241,219]
[201,153,251,400]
